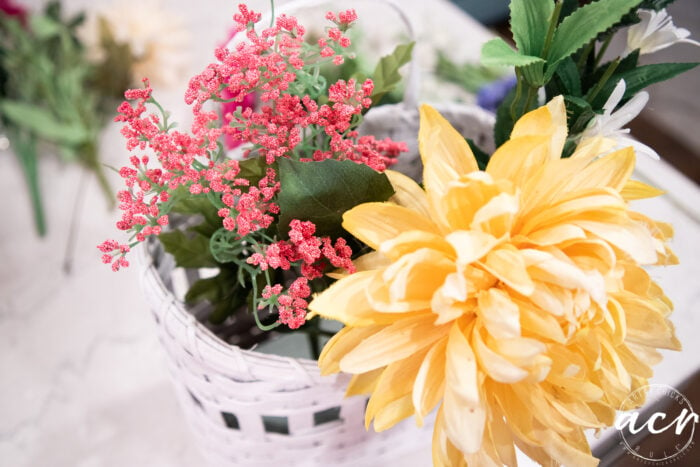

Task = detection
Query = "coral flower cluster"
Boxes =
[310,98,679,465]
[99,5,406,326]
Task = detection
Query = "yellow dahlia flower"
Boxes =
[309,97,680,466]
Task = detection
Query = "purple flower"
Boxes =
[476,75,517,113]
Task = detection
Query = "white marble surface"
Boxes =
[1,1,698,466]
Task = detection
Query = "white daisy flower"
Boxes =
[80,0,190,88]
[581,79,659,160]
[625,8,700,55]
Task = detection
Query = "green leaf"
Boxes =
[185,275,224,304]
[29,14,63,40]
[589,62,698,108]
[168,193,222,238]
[158,230,217,269]
[185,267,250,324]
[548,0,641,65]
[0,100,89,146]
[238,156,270,185]
[583,50,639,93]
[481,39,545,68]
[509,0,554,57]
[521,61,546,87]
[563,95,596,134]
[494,86,517,147]
[552,57,582,97]
[277,158,394,238]
[370,42,414,106]
[559,0,580,21]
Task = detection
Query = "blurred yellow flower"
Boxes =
[309,97,679,466]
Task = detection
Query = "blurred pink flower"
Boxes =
[0,0,27,24]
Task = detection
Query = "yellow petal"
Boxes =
[574,219,657,264]
[483,403,517,466]
[345,368,384,396]
[309,271,401,326]
[340,315,450,373]
[365,347,428,429]
[525,223,586,246]
[419,104,478,180]
[541,430,598,467]
[318,324,384,375]
[385,169,432,218]
[474,325,529,383]
[477,288,521,339]
[616,292,681,350]
[516,297,567,343]
[380,230,454,262]
[621,179,665,200]
[432,406,468,467]
[487,96,567,185]
[511,95,567,159]
[351,250,391,272]
[443,321,487,453]
[413,336,447,425]
[486,135,551,185]
[446,230,500,265]
[572,136,616,161]
[565,147,635,193]
[479,247,535,296]
[470,192,519,238]
[343,202,440,251]
[519,189,626,236]
[373,393,416,432]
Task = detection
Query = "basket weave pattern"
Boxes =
[138,104,494,466]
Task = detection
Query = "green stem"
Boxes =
[12,131,46,236]
[541,1,564,59]
[576,40,595,71]
[269,0,275,28]
[523,84,537,115]
[594,35,613,69]
[251,274,281,331]
[83,140,115,208]
[510,69,524,122]
[587,59,620,105]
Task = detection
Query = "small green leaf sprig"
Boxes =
[481,0,698,150]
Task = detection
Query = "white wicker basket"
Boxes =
[136,103,494,467]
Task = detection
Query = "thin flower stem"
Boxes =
[587,59,620,105]
[12,130,46,236]
[594,35,613,69]
[251,273,281,331]
[577,40,595,71]
[269,0,275,28]
[510,69,524,122]
[523,84,537,115]
[541,1,564,59]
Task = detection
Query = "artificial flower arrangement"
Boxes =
[100,0,697,465]
[0,0,187,236]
